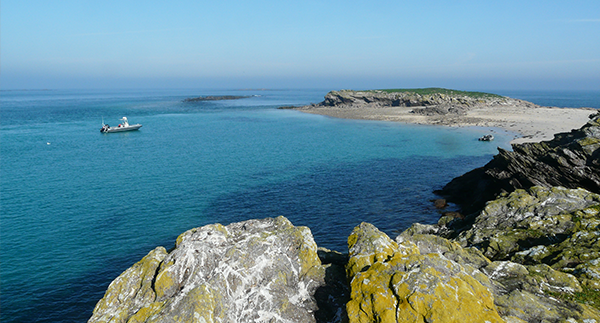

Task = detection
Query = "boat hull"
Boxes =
[101,124,142,133]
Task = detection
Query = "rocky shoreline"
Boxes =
[436,111,600,215]
[88,108,600,322]
[287,89,595,144]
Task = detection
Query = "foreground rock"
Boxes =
[437,112,600,214]
[90,211,600,322]
[347,222,600,322]
[455,186,600,290]
[346,223,503,322]
[89,216,334,323]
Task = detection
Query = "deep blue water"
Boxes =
[1,88,597,322]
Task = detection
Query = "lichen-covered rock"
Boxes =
[437,113,600,214]
[408,234,600,322]
[89,247,168,322]
[483,261,600,322]
[88,216,328,323]
[456,186,600,289]
[346,222,504,323]
[347,222,600,322]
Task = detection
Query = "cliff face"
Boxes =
[437,113,600,214]
[317,89,536,116]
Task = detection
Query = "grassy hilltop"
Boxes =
[367,87,504,99]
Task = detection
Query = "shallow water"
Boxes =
[1,88,594,322]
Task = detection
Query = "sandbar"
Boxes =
[294,104,596,144]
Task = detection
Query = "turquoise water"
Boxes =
[1,88,596,322]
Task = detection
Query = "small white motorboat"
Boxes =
[479,134,494,141]
[100,117,142,133]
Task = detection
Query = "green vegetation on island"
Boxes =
[368,87,504,99]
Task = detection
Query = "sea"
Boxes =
[1,88,598,322]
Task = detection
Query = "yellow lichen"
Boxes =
[347,223,504,323]
[154,263,176,300]
[89,247,167,323]
[127,301,164,323]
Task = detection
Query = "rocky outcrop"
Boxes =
[455,186,600,290]
[347,222,600,322]
[312,89,535,116]
[90,210,600,322]
[437,112,600,214]
[88,216,336,323]
[346,223,503,322]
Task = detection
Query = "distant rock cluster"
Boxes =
[182,95,252,102]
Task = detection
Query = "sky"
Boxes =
[1,0,599,90]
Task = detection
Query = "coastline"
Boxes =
[292,104,596,145]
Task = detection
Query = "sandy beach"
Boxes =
[294,104,596,144]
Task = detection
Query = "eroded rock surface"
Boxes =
[346,222,503,322]
[345,222,600,323]
[88,216,330,323]
[456,186,600,290]
[438,113,600,214]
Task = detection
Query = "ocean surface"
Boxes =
[1,88,598,322]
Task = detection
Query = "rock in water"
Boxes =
[437,113,600,215]
[88,216,327,323]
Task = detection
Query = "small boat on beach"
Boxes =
[479,134,494,141]
[100,117,142,133]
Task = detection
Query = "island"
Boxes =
[182,95,253,102]
[284,88,596,144]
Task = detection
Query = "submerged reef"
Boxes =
[182,95,252,102]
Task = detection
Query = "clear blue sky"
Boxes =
[2,0,599,90]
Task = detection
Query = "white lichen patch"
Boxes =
[515,245,548,257]
[89,217,326,323]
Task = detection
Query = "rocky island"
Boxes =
[286,88,595,144]
[183,95,253,102]
[88,95,600,322]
